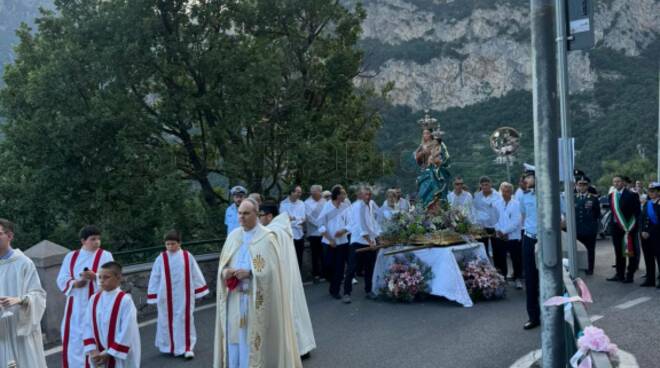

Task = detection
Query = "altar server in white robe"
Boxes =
[213,198,301,368]
[259,201,316,357]
[0,218,48,368]
[57,225,114,368]
[84,261,140,368]
[147,230,209,359]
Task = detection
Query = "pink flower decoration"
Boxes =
[578,326,618,354]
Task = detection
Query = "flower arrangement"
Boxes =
[380,253,434,302]
[461,259,506,300]
[379,202,480,246]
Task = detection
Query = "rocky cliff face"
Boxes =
[0,0,53,80]
[356,0,660,112]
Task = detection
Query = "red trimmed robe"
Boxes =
[56,248,113,368]
[83,288,141,368]
[147,250,209,355]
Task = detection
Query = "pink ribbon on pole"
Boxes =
[543,278,593,306]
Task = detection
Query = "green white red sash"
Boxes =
[610,192,636,257]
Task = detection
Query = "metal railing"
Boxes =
[112,238,226,266]
[563,270,613,368]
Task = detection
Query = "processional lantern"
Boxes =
[490,127,521,181]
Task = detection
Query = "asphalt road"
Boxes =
[46,239,659,367]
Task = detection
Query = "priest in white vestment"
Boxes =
[259,201,316,357]
[0,219,48,368]
[213,199,301,368]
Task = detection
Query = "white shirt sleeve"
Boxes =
[146,256,161,305]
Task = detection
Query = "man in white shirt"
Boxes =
[447,176,474,221]
[494,182,523,289]
[304,185,326,283]
[280,185,307,272]
[346,186,381,302]
[473,176,502,257]
[514,175,527,203]
[317,185,351,300]
[224,186,247,234]
[394,186,410,212]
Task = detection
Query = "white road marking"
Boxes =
[614,297,652,310]
[44,345,62,357]
[510,349,541,368]
[45,302,218,357]
[589,314,603,322]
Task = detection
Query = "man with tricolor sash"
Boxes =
[607,175,641,283]
[56,225,114,368]
[147,230,209,359]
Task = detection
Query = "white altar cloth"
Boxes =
[371,242,488,307]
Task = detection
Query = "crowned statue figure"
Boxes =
[415,111,451,209]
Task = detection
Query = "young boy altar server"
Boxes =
[84,261,141,368]
[57,225,114,368]
[147,230,209,359]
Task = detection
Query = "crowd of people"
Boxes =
[2,166,659,367]
[222,167,660,336]
[224,184,409,305]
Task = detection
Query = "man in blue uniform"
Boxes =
[574,176,601,275]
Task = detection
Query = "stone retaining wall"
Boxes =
[121,253,220,320]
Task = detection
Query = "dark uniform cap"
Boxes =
[576,175,591,184]
[230,185,248,196]
[648,182,660,190]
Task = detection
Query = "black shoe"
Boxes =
[623,277,634,284]
[313,276,321,284]
[330,293,341,300]
[301,353,311,360]
[640,281,655,287]
[606,275,623,282]
[523,320,540,330]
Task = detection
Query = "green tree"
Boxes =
[596,158,656,193]
[0,0,388,247]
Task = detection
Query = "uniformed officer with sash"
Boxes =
[575,176,601,275]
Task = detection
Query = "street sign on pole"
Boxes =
[558,138,575,182]
[567,0,595,51]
